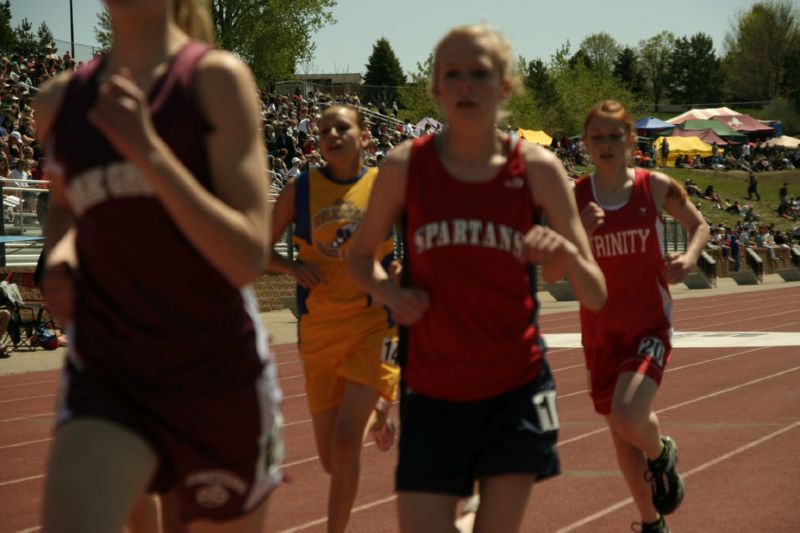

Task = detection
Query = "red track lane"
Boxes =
[0,286,798,532]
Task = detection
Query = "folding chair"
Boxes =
[3,194,21,225]
[0,278,59,352]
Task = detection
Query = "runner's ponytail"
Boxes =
[172,0,215,44]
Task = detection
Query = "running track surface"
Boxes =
[1,286,799,532]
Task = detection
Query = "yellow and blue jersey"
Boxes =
[293,166,394,325]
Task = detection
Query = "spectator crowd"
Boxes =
[3,42,799,255]
[0,46,78,226]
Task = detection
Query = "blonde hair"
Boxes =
[432,24,520,121]
[172,0,215,44]
[433,25,519,89]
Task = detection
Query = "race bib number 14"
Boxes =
[380,337,399,367]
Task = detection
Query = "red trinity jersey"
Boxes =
[402,135,545,402]
[574,169,673,347]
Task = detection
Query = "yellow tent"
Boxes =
[657,136,713,165]
[518,129,553,146]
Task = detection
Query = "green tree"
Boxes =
[568,48,593,71]
[363,37,406,107]
[723,0,800,101]
[13,17,37,56]
[763,96,800,135]
[504,89,542,132]
[93,6,112,52]
[398,53,440,123]
[517,57,566,132]
[637,31,676,111]
[553,61,639,135]
[613,46,647,98]
[523,58,559,108]
[577,32,620,75]
[0,0,15,54]
[783,46,800,110]
[669,33,724,105]
[36,21,55,52]
[91,1,335,86]
[549,40,572,72]
[212,0,336,87]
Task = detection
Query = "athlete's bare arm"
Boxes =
[266,178,325,288]
[348,141,430,325]
[523,143,606,311]
[33,73,77,326]
[33,72,73,251]
[88,50,270,287]
[651,172,710,284]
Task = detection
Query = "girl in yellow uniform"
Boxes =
[269,104,399,533]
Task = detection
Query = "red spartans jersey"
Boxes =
[47,42,270,394]
[402,134,545,402]
[574,169,673,347]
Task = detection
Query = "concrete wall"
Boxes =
[4,252,793,315]
[253,273,296,312]
[0,267,297,313]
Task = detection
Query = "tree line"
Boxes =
[0,0,337,89]
[2,1,798,134]
[369,1,799,135]
[0,1,56,58]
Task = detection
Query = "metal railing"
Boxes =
[745,247,764,282]
[1,178,47,267]
[697,250,717,281]
[661,216,687,254]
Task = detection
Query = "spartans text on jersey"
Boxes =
[414,219,524,256]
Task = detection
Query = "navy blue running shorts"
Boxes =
[395,360,560,497]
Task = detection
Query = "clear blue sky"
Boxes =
[15,0,759,71]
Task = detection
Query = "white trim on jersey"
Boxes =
[589,174,629,212]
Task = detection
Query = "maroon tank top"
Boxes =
[49,42,266,394]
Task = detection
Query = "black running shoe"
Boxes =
[646,436,685,515]
[631,516,670,533]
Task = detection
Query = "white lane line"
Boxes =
[666,347,767,373]
[271,366,800,531]
[692,310,800,332]
[0,413,53,424]
[657,366,800,414]
[0,474,44,488]
[284,417,312,428]
[543,331,800,348]
[0,438,51,450]
[278,495,398,533]
[552,363,586,373]
[555,421,800,532]
[0,380,58,390]
[556,346,775,401]
[6,365,798,531]
[0,394,55,404]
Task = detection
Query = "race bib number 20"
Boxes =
[638,336,666,367]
